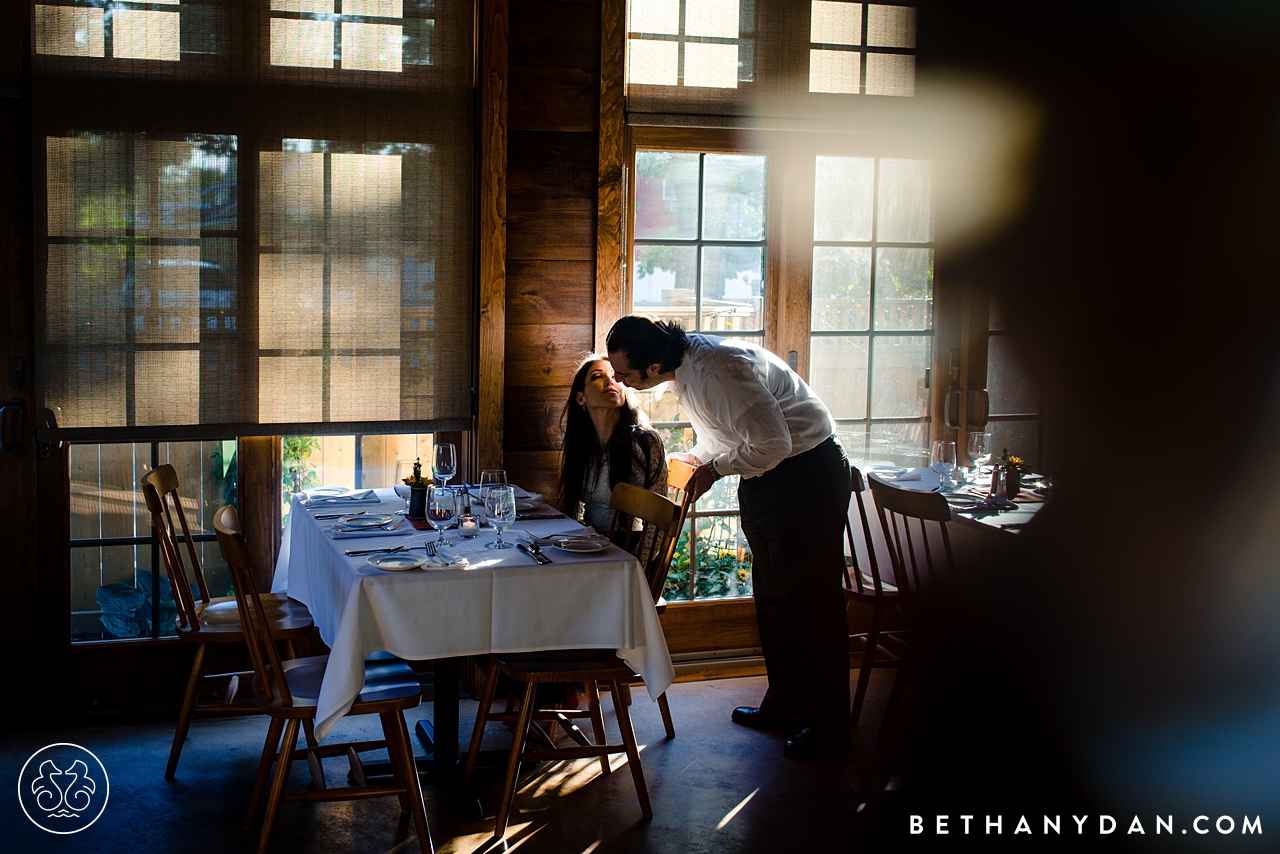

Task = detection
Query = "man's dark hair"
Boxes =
[606,316,689,374]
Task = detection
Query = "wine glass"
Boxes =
[433,443,457,489]
[477,469,507,522]
[931,440,957,492]
[484,485,516,550]
[967,431,992,475]
[393,459,415,516]
[426,486,456,547]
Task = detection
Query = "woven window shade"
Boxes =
[625,0,917,125]
[33,0,474,440]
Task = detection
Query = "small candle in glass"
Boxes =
[459,514,479,538]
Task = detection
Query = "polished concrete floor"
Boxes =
[0,673,903,853]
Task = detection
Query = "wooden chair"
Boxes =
[844,467,907,727]
[212,505,433,854]
[141,464,314,781]
[866,472,957,740]
[666,457,697,544]
[463,482,681,840]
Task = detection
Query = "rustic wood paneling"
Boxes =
[595,0,626,353]
[479,0,511,471]
[505,323,594,387]
[503,450,562,500]
[237,436,281,593]
[504,387,569,449]
[510,67,599,132]
[507,260,595,321]
[509,0,601,70]
[507,130,598,261]
[660,600,762,655]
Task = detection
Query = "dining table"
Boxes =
[270,486,675,816]
[864,465,1047,533]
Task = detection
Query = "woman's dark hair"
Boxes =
[605,316,688,374]
[556,354,661,518]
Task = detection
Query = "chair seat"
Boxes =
[179,593,313,638]
[253,654,421,711]
[496,649,637,682]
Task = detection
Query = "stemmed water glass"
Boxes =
[477,469,506,523]
[967,431,992,476]
[426,486,455,548]
[433,443,457,489]
[483,485,516,550]
[393,459,415,516]
[931,440,957,492]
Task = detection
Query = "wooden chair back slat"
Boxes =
[607,482,682,605]
[844,467,885,597]
[141,466,207,631]
[213,504,293,708]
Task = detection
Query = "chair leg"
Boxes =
[493,681,537,840]
[258,717,301,854]
[609,679,652,820]
[584,680,610,776]
[380,712,412,812]
[851,609,884,726]
[657,691,675,739]
[165,642,207,780]
[465,657,502,783]
[244,716,285,829]
[389,710,434,854]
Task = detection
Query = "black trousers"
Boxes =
[739,437,852,730]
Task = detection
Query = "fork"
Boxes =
[345,544,410,557]
[423,540,439,557]
[315,510,370,520]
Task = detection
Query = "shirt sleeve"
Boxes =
[698,360,793,478]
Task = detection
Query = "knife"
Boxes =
[516,542,551,564]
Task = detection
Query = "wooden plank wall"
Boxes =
[503,0,603,498]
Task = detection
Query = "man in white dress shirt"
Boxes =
[607,316,852,758]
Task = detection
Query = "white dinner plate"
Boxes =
[944,494,982,507]
[309,487,348,497]
[367,554,428,571]
[340,514,396,528]
[551,535,612,554]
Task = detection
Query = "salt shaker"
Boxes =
[989,466,1007,500]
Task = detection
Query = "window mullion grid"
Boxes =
[322,150,333,422]
[694,153,705,332]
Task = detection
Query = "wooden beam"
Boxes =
[595,0,626,351]
[237,436,281,593]
[478,0,509,472]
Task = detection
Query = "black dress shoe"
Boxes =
[731,706,803,733]
[784,726,851,759]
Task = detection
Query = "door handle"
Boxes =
[1,398,24,460]
[944,386,962,431]
[967,388,990,430]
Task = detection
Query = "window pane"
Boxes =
[652,419,694,449]
[870,334,930,418]
[874,247,932,330]
[70,443,150,541]
[697,473,740,512]
[812,246,870,331]
[342,22,403,72]
[987,335,1039,415]
[627,38,679,85]
[834,424,869,466]
[684,42,739,89]
[692,514,752,600]
[35,6,105,57]
[686,0,739,38]
[814,155,874,241]
[357,433,435,489]
[702,154,765,240]
[869,421,928,468]
[633,244,696,313]
[634,151,699,239]
[877,158,932,242]
[664,519,694,601]
[73,544,158,641]
[809,48,859,94]
[865,53,915,97]
[271,18,335,68]
[867,4,916,48]
[811,1,862,45]
[113,9,181,61]
[810,336,869,419]
[629,0,680,35]
[701,245,763,332]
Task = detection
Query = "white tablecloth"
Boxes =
[274,488,675,739]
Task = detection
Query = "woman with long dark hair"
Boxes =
[557,354,667,531]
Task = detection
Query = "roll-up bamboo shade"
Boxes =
[32,0,474,439]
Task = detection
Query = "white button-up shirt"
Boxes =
[673,335,836,479]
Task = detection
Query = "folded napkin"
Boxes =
[429,544,469,568]
[326,518,408,539]
[885,473,922,482]
[304,489,380,505]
